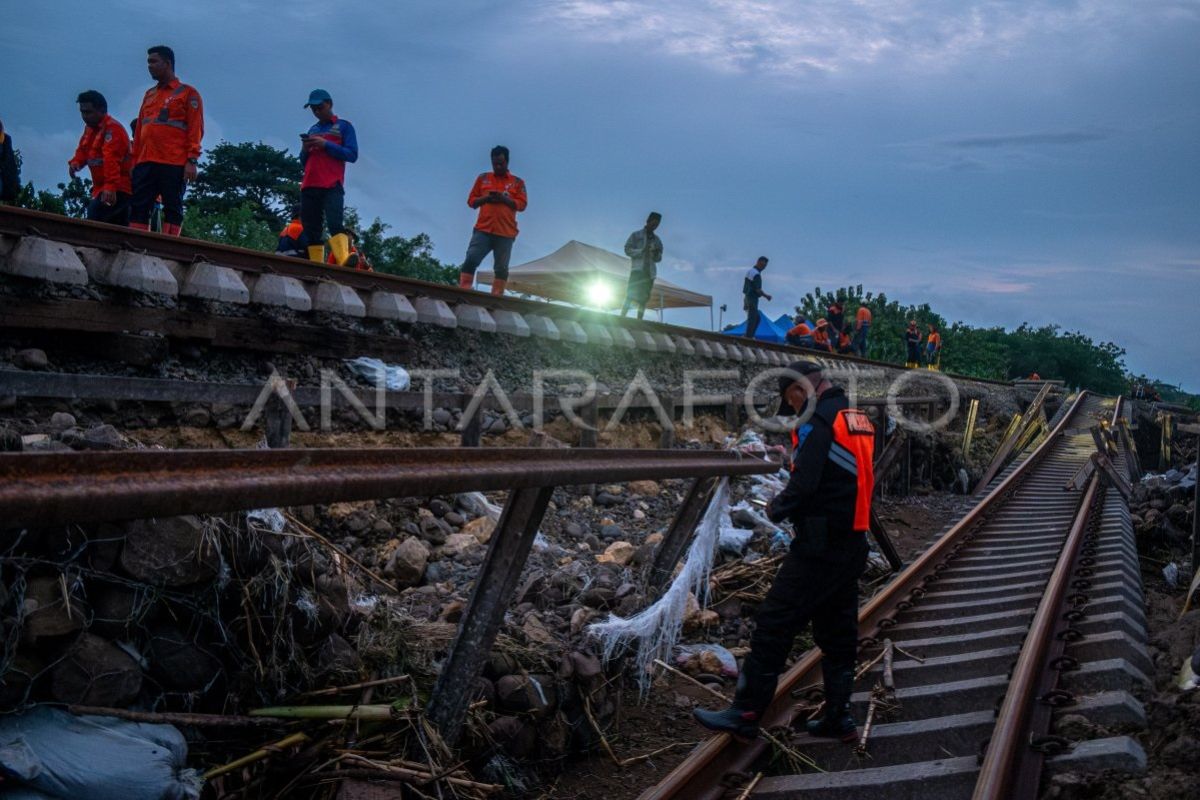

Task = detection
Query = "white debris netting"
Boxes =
[587,478,731,694]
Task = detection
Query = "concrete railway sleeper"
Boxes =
[0,205,1012,385]
[641,391,1150,800]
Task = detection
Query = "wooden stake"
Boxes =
[653,658,729,701]
[735,773,763,800]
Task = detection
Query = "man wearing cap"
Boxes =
[694,361,875,742]
[620,211,663,319]
[300,89,359,266]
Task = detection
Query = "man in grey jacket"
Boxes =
[620,211,663,319]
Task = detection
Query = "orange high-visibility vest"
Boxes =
[787,408,875,531]
[832,408,875,530]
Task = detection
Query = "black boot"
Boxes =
[805,660,857,742]
[693,668,777,740]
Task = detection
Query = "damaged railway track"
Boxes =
[0,205,1010,385]
[0,445,776,750]
[643,391,1150,800]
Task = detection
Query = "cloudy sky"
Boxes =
[4,1,1198,388]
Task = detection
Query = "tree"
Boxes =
[183,201,278,252]
[346,211,457,284]
[188,141,301,230]
[11,149,91,217]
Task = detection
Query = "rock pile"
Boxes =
[1132,463,1197,552]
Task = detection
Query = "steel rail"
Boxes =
[971,395,1122,799]
[0,205,1012,386]
[0,447,776,529]
[639,390,1096,800]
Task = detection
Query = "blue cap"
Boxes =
[304,89,332,108]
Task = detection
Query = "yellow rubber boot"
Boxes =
[307,244,326,263]
[329,233,358,268]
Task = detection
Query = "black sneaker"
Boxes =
[805,714,857,743]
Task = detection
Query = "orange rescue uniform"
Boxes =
[69,114,132,196]
[855,306,872,328]
[132,78,203,166]
[467,171,527,238]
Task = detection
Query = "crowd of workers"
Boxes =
[3,44,946,367]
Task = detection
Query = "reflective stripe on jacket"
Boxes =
[133,79,204,166]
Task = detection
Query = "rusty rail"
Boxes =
[0,205,1012,386]
[639,390,1097,800]
[0,447,775,529]
[0,445,776,746]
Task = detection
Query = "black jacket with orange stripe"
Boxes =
[766,387,874,557]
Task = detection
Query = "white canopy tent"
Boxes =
[477,240,713,319]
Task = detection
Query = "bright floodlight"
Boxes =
[587,279,613,308]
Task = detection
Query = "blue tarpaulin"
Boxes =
[722,314,790,343]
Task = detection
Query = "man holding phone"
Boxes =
[299,89,358,266]
[458,145,527,295]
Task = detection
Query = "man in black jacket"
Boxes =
[694,360,874,741]
[0,119,20,203]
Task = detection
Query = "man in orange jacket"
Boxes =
[458,145,527,295]
[812,318,834,352]
[129,45,203,236]
[68,91,133,226]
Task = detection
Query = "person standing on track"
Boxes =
[853,302,872,357]
[69,91,133,226]
[0,119,19,204]
[620,211,663,319]
[905,319,921,368]
[694,360,875,742]
[458,145,527,296]
[742,256,771,339]
[925,323,942,370]
[299,89,359,267]
[129,46,203,236]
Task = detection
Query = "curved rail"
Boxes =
[641,390,1113,799]
[0,205,1012,386]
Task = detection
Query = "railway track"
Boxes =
[0,205,1011,385]
[643,391,1149,799]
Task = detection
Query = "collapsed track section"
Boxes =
[643,392,1149,799]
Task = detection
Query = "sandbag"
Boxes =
[0,706,201,800]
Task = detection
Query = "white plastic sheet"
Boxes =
[345,356,410,391]
[587,479,731,693]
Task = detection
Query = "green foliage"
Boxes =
[791,284,945,364]
[188,141,302,230]
[345,211,457,284]
[793,285,1133,394]
[183,201,279,252]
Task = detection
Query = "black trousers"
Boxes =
[86,192,131,226]
[744,304,760,339]
[300,184,346,243]
[745,528,867,681]
[130,163,185,225]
